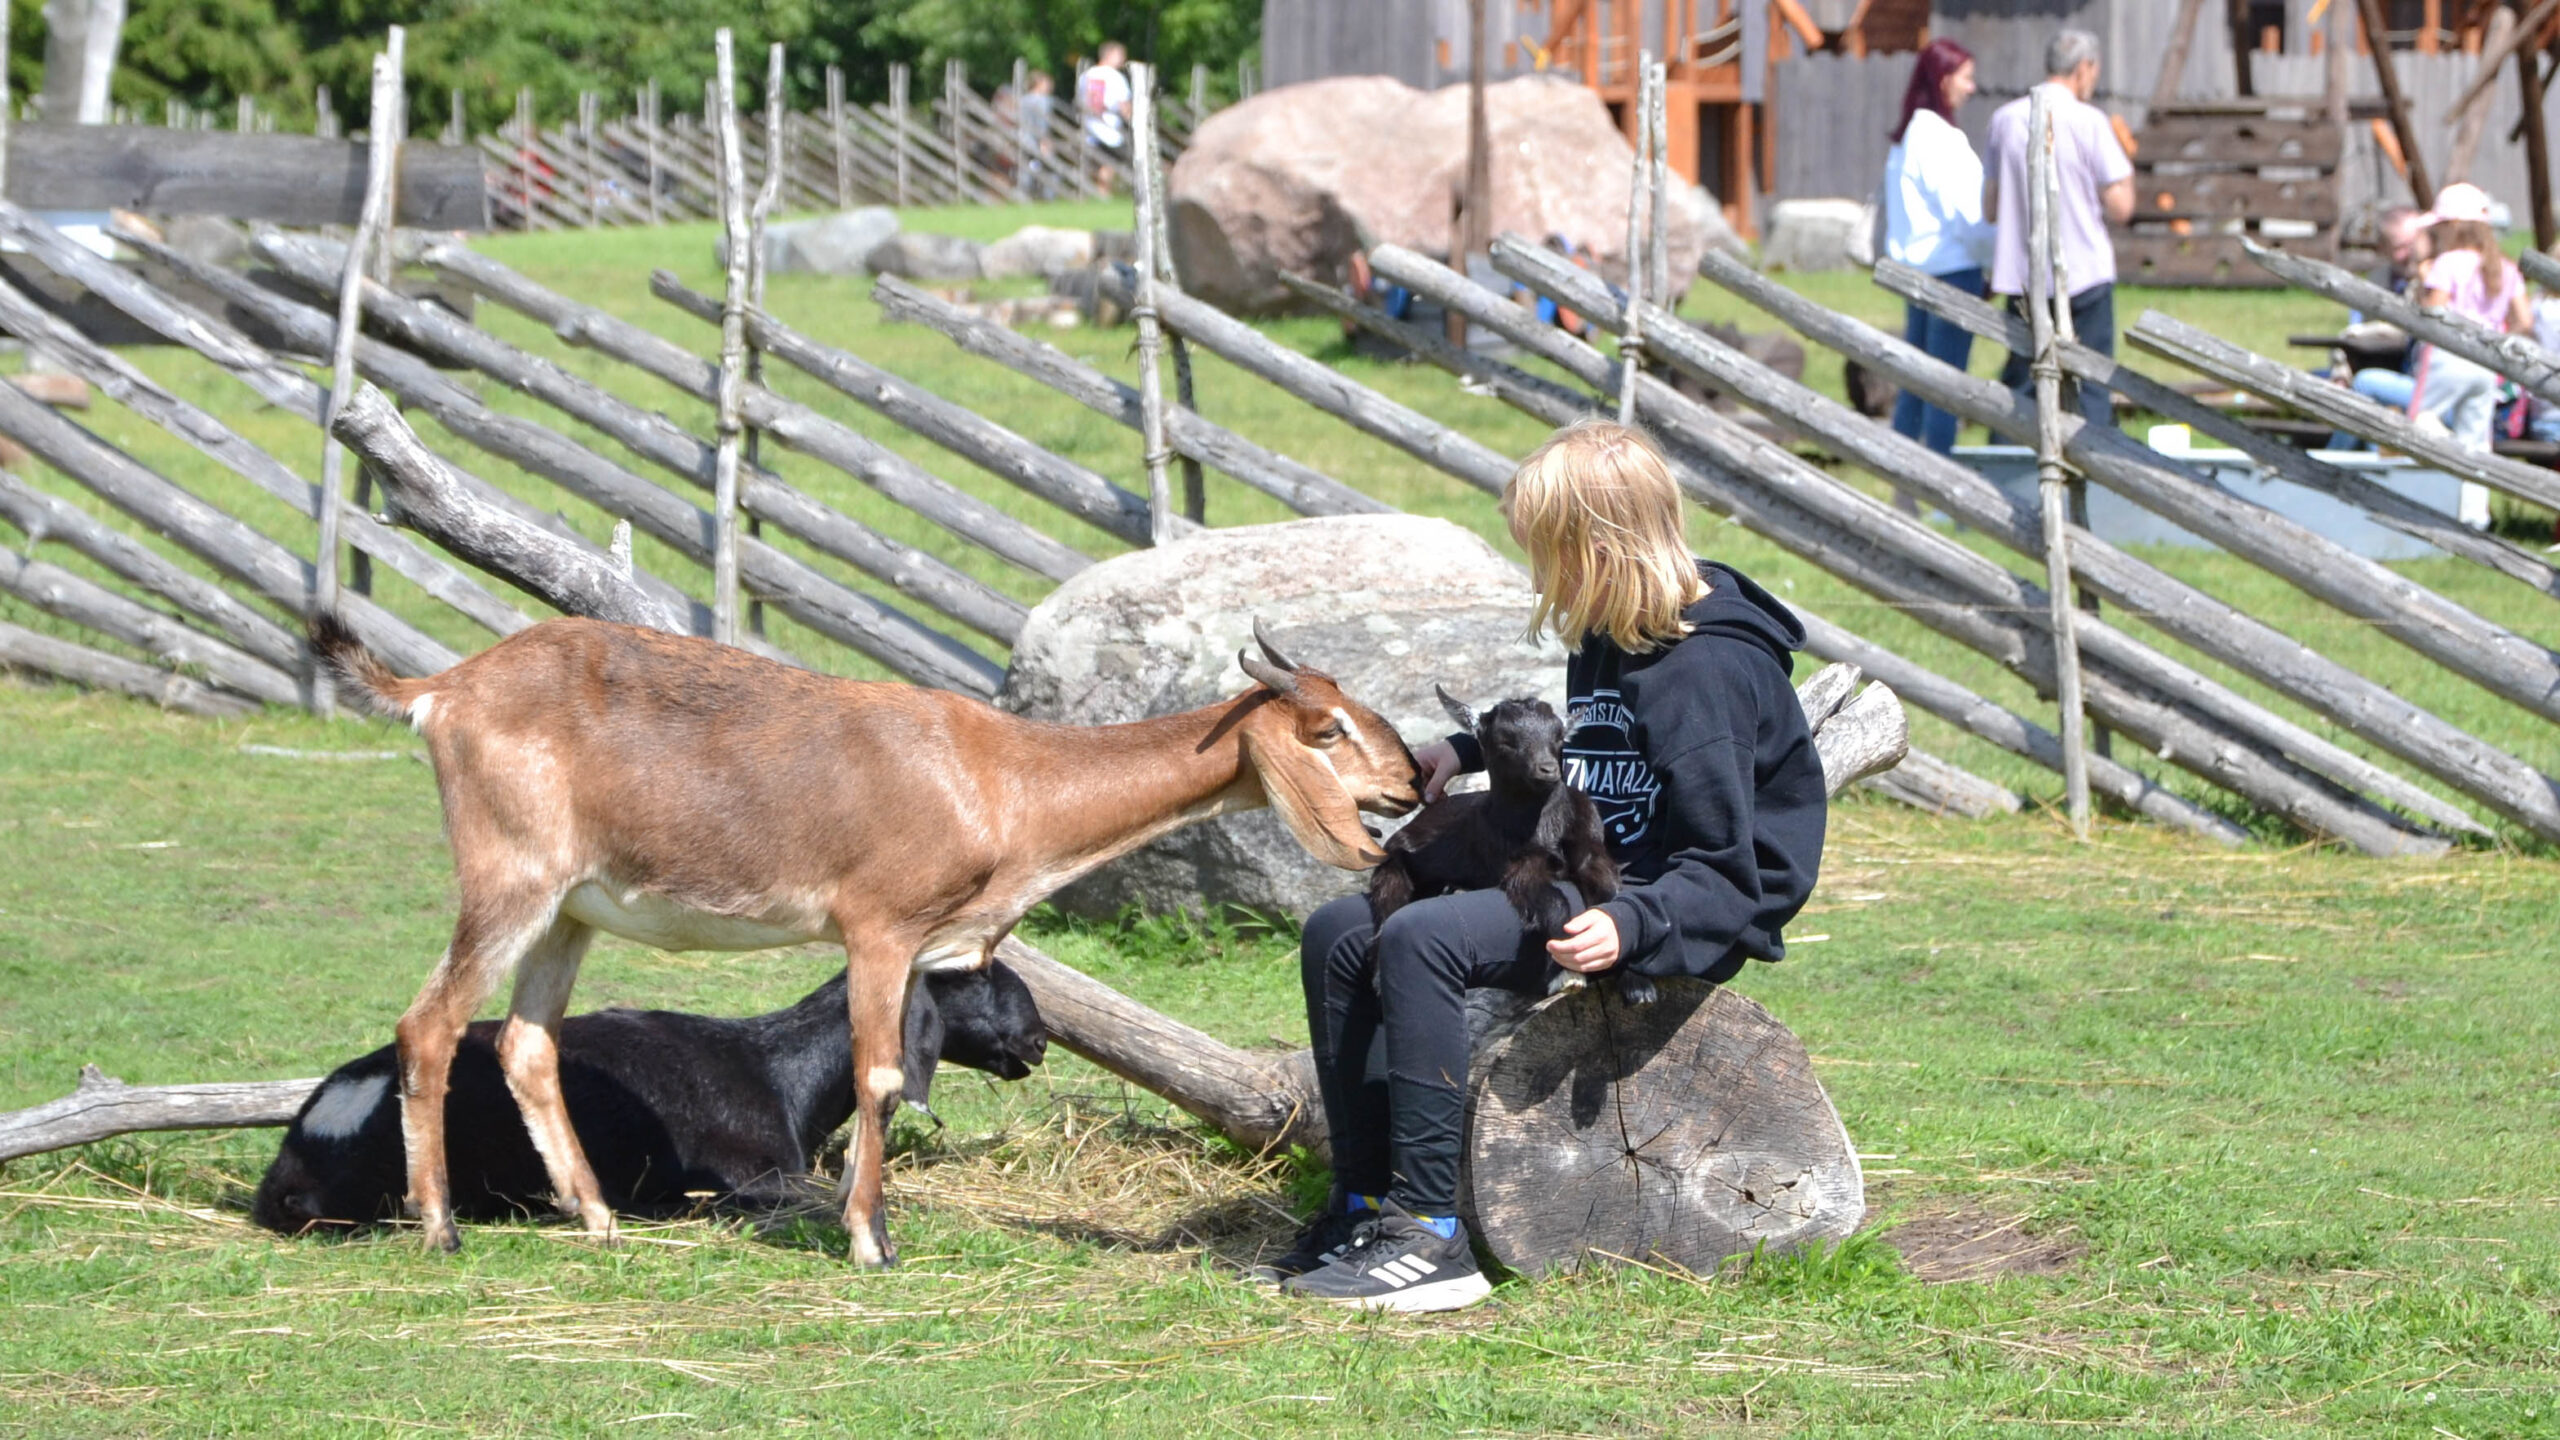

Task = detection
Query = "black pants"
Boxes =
[1298,888,1573,1216]
[1999,281,2117,431]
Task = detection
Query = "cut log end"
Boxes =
[1461,981,1862,1276]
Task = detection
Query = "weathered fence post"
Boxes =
[745,41,784,638]
[1135,74,1206,524]
[445,88,460,146]
[313,27,404,713]
[1130,62,1176,545]
[513,86,535,230]
[890,62,911,206]
[1618,55,1652,426]
[710,30,749,645]
[643,78,662,224]
[1011,57,1029,200]
[578,90,599,226]
[2025,86,2090,836]
[827,65,851,209]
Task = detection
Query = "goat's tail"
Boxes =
[308,611,431,720]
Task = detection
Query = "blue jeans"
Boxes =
[2327,368,2415,450]
[1892,266,1984,454]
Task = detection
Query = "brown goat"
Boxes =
[314,614,1419,1265]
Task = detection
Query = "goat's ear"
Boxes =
[1246,727,1387,870]
[901,985,946,1109]
[1435,683,1478,736]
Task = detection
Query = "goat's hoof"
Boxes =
[580,1209,620,1245]
[1545,970,1587,996]
[1617,974,1658,1006]
[422,1219,462,1254]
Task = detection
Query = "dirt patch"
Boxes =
[1881,1202,2083,1282]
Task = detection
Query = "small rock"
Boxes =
[774,206,900,275]
[982,225,1097,279]
[864,231,986,280]
[1760,198,1870,273]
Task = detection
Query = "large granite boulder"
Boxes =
[1167,74,1739,315]
[1002,515,1564,919]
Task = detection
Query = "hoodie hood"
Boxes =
[1682,560,1804,678]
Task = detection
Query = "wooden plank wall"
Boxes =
[1261,0,1555,91]
[2255,50,2560,223]
[1771,53,1908,202]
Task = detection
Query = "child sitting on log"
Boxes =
[1264,418,1830,1313]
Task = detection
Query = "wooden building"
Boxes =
[1262,1,2548,232]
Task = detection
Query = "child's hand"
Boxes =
[1415,739,1463,803]
[1548,909,1620,972]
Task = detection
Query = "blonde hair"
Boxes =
[1503,419,1707,652]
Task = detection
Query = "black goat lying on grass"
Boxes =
[1367,688,1646,1003]
[253,963,1046,1235]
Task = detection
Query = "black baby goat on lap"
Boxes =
[253,962,1045,1235]
[1367,688,1648,1004]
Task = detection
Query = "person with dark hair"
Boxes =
[1882,37,1993,460]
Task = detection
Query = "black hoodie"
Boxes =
[1453,560,1826,984]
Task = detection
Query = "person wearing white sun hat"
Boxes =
[2409,182,2529,509]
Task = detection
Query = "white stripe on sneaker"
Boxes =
[1371,1260,1417,1285]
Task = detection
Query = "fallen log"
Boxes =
[1697,247,2560,736]
[0,1067,320,1163]
[0,617,258,717]
[333,386,687,633]
[1508,246,2503,843]
[1864,748,2026,819]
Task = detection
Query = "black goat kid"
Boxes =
[253,962,1046,1235]
[1367,688,1648,1004]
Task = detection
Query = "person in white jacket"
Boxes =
[1882,38,1995,458]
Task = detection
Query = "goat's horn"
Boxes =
[1240,649,1298,695]
[1251,617,1299,672]
[1434,683,1478,736]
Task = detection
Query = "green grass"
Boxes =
[3,204,2560,1433]
[3,685,2558,1435]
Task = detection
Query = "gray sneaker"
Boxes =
[1277,1202,1491,1313]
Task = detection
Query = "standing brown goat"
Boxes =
[314,614,1419,1265]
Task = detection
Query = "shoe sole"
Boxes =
[1316,1272,1493,1314]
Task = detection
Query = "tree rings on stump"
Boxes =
[1460,979,1863,1277]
